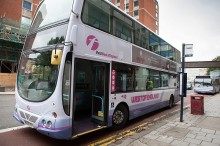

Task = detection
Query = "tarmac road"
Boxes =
[0,90,206,146]
[0,93,22,130]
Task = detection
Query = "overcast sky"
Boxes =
[157,0,220,61]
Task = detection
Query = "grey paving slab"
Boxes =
[109,138,135,146]
[195,135,212,142]
[186,133,196,139]
[201,141,219,146]
[212,138,220,145]
[139,138,172,146]
[206,133,220,139]
[184,137,202,145]
[171,140,190,146]
[189,130,207,136]
[128,140,148,146]
[197,117,220,131]
[162,127,190,139]
[216,131,220,135]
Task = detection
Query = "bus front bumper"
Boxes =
[37,126,72,139]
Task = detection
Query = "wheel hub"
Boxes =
[113,110,124,124]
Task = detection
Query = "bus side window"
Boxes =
[82,0,111,33]
[112,62,134,93]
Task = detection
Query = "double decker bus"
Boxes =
[13,0,181,139]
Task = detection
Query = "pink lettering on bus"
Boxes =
[96,51,118,59]
[131,93,160,103]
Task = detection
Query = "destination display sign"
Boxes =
[132,45,177,72]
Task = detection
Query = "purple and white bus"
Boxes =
[13,0,181,139]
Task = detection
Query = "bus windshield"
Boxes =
[30,0,74,31]
[17,48,62,102]
[23,24,68,51]
[194,78,212,87]
[203,79,212,86]
[194,79,203,87]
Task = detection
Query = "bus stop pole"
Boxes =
[180,43,185,122]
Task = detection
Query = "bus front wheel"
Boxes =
[112,104,128,130]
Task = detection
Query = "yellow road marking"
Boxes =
[72,126,107,139]
[88,122,150,146]
[89,106,190,145]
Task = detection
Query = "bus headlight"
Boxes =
[42,119,47,127]
[47,121,53,129]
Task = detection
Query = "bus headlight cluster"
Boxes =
[41,119,53,129]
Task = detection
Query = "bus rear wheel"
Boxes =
[112,104,128,130]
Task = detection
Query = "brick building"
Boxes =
[0,0,40,73]
[0,0,40,90]
[110,0,159,34]
[0,0,39,22]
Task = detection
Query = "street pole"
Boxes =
[180,43,185,122]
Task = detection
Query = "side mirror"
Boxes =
[51,41,72,65]
[51,49,63,65]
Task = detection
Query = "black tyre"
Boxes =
[112,104,128,130]
[168,96,174,108]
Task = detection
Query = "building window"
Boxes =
[134,10,139,16]
[21,16,31,25]
[117,0,120,3]
[23,1,32,11]
[126,3,129,10]
[134,0,139,7]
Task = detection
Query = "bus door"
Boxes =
[91,63,108,123]
[72,58,109,135]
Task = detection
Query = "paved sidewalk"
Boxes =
[110,94,220,146]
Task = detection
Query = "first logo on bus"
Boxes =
[86,35,99,51]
